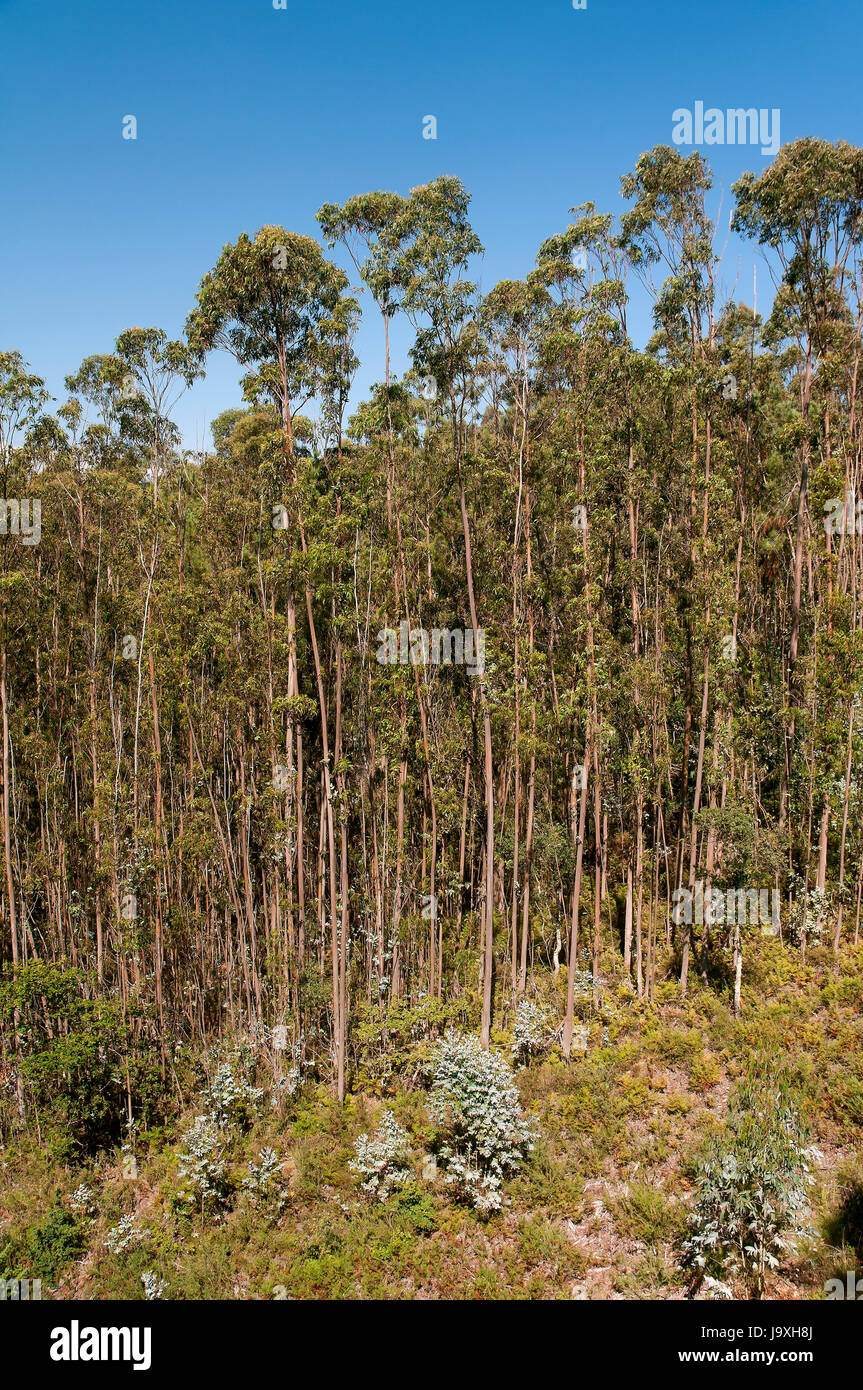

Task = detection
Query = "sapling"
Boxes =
[106,1213,148,1254]
[176,1114,229,1212]
[683,1064,817,1298]
[205,1062,263,1129]
[243,1147,284,1203]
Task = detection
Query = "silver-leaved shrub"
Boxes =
[428,1031,537,1212]
[350,1109,411,1201]
[511,999,550,1067]
[176,1114,228,1210]
[243,1146,284,1203]
[106,1212,148,1253]
[141,1269,166,1300]
[204,1062,264,1129]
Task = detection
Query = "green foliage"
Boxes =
[823,1156,863,1258]
[828,1057,863,1126]
[0,961,153,1156]
[515,1215,585,1285]
[390,1180,436,1235]
[352,994,468,1090]
[11,1205,87,1284]
[5,141,863,1302]
[508,1135,584,1214]
[689,1052,722,1092]
[610,1183,686,1245]
[683,1061,816,1297]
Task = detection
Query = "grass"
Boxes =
[2,939,863,1300]
[608,1182,687,1246]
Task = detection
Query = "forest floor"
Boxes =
[2,938,862,1300]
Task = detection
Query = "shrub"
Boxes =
[105,1214,148,1254]
[351,995,467,1088]
[68,1184,96,1215]
[516,1215,582,1274]
[508,1136,584,1213]
[242,1147,284,1205]
[689,1053,722,1092]
[428,1031,537,1212]
[349,1110,411,1201]
[682,1063,817,1298]
[0,961,150,1156]
[141,1269,166,1300]
[828,1060,863,1126]
[175,1115,229,1211]
[823,1155,863,1257]
[204,1062,263,1129]
[391,1180,436,1234]
[511,1000,550,1067]
[16,1205,86,1283]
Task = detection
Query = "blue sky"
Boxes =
[2,0,861,446]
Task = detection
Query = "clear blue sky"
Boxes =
[2,0,861,446]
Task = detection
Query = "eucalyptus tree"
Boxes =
[187,227,355,1095]
[317,191,408,523]
[0,353,48,974]
[113,327,202,507]
[387,178,499,1042]
[64,353,132,445]
[529,207,652,1035]
[0,351,49,472]
[620,146,720,993]
[319,191,450,1004]
[480,277,550,1005]
[734,141,863,889]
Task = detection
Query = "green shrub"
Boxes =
[689,1053,722,1092]
[829,1062,863,1126]
[516,1215,583,1277]
[682,1061,816,1298]
[391,1180,436,1234]
[648,1026,704,1067]
[16,1205,86,1283]
[508,1137,583,1213]
[0,961,149,1156]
